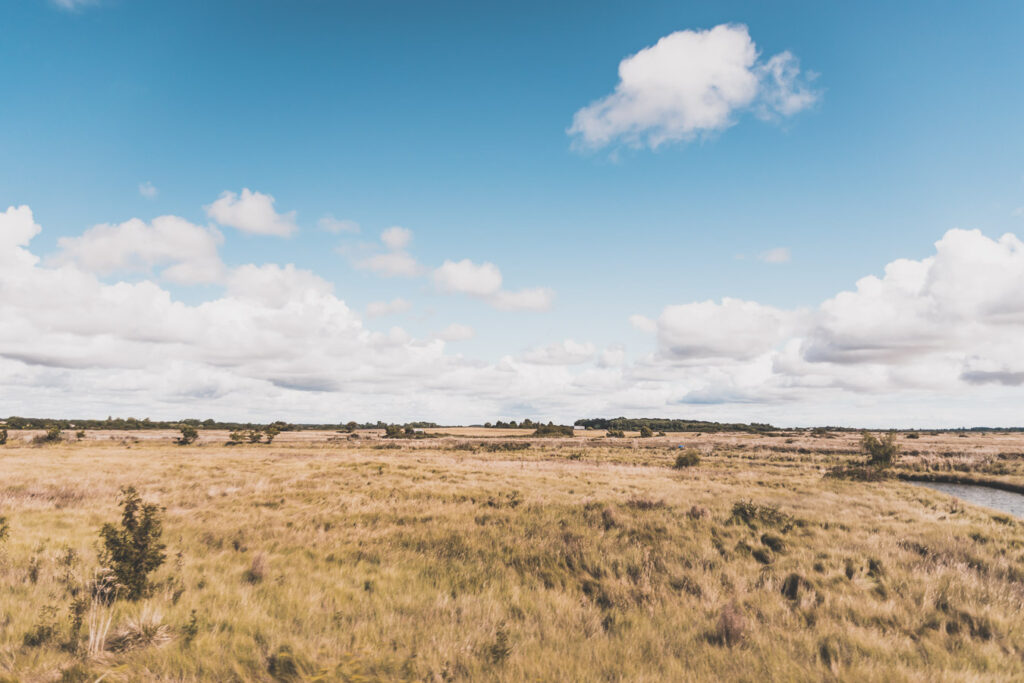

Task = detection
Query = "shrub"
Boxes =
[861,431,899,467]
[729,500,794,531]
[906,432,920,439]
[0,428,6,445]
[99,487,167,600]
[673,448,701,468]
[0,515,8,544]
[639,425,653,438]
[606,429,625,438]
[177,426,198,446]
[33,424,62,445]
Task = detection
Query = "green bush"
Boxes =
[32,424,62,445]
[639,425,654,438]
[178,425,199,445]
[861,432,899,467]
[673,449,701,468]
[0,428,6,445]
[99,487,167,600]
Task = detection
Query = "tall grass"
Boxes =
[0,430,1022,679]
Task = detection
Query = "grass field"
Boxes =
[2,429,1023,681]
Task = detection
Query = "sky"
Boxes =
[1,0,1023,427]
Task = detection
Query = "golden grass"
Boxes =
[1,430,1023,681]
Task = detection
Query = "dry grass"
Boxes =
[1,429,1023,680]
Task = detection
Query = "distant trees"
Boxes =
[574,417,776,434]
[532,423,574,437]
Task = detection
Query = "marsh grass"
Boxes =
[0,430,1022,680]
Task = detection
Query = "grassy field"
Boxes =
[2,429,1023,681]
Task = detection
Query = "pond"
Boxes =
[913,481,1024,519]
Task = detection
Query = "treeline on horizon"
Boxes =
[572,417,776,433]
[2,415,1020,433]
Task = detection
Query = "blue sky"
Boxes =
[1,1,1022,425]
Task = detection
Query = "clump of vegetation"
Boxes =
[32,424,63,445]
[99,487,167,600]
[177,425,198,446]
[0,428,7,445]
[605,429,625,438]
[825,465,891,482]
[673,448,701,469]
[729,500,794,531]
[709,603,746,647]
[906,432,920,439]
[244,552,268,584]
[639,425,653,438]
[861,431,899,467]
[532,423,574,437]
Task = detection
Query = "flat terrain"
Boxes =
[2,429,1024,681]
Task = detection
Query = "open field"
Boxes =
[2,429,1024,681]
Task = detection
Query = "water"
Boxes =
[913,482,1024,519]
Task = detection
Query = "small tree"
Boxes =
[177,425,198,445]
[99,487,166,600]
[861,431,899,467]
[264,426,280,444]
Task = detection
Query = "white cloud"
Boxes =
[757,247,791,264]
[433,259,503,296]
[522,339,596,365]
[436,323,475,341]
[319,216,360,234]
[366,298,412,317]
[139,181,158,199]
[569,24,818,150]
[205,188,297,237]
[381,226,413,250]
[356,251,423,278]
[6,203,1024,427]
[54,216,225,285]
[656,298,804,362]
[432,260,554,311]
[0,205,43,268]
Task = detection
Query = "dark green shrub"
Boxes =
[177,426,198,445]
[673,448,701,468]
[0,428,6,445]
[861,431,899,467]
[639,425,653,438]
[99,487,166,600]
